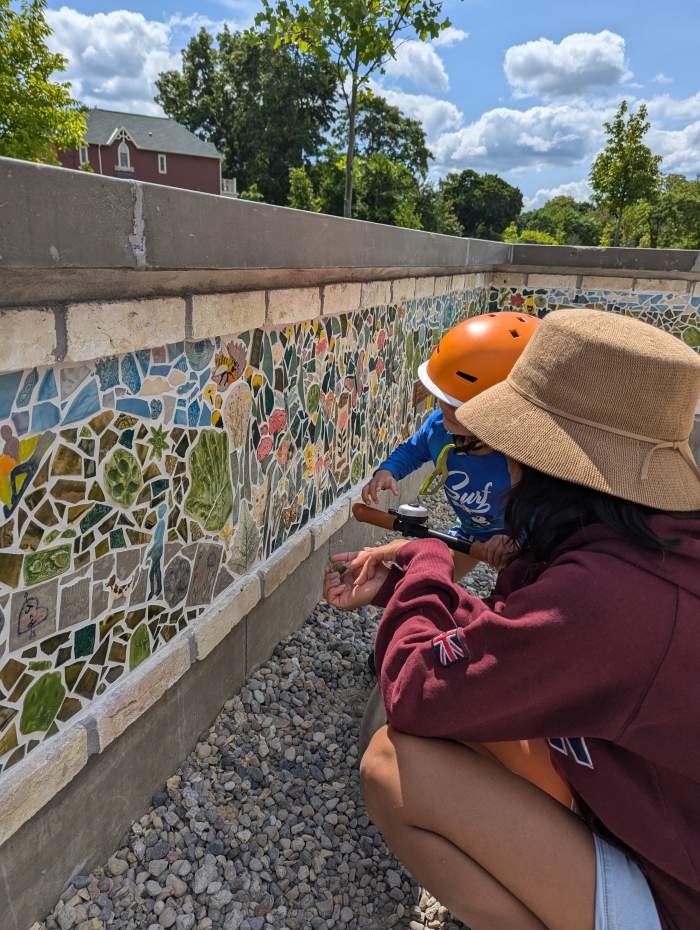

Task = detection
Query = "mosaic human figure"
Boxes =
[146,503,167,598]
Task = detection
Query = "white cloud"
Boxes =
[652,73,673,85]
[432,102,608,173]
[432,27,469,48]
[504,31,630,98]
[524,179,593,210]
[650,120,700,175]
[385,40,450,92]
[46,6,235,114]
[376,87,463,137]
[645,91,700,124]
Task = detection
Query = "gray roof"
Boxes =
[84,108,222,160]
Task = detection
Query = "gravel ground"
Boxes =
[42,497,496,930]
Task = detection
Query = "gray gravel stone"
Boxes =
[42,498,486,930]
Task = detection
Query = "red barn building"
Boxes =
[59,108,234,196]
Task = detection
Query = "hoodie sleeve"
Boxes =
[375,539,672,743]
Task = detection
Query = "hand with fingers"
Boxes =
[479,534,517,571]
[323,541,410,610]
[361,469,400,505]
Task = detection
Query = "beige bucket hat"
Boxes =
[455,308,700,511]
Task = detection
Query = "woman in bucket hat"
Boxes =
[326,308,700,930]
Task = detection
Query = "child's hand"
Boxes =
[480,534,517,571]
[362,469,400,504]
[324,551,392,610]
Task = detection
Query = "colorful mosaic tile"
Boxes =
[0,289,484,770]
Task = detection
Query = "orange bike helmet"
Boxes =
[418,311,541,406]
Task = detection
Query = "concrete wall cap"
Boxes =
[309,497,351,551]
[194,574,261,660]
[323,282,362,316]
[267,287,321,328]
[414,276,436,299]
[191,291,265,339]
[94,636,191,751]
[361,280,392,309]
[65,298,185,363]
[0,307,57,372]
[391,277,417,303]
[0,724,88,848]
[256,528,312,598]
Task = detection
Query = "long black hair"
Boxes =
[504,463,699,565]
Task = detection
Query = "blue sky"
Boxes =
[46,0,700,206]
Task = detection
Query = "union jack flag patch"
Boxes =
[432,629,466,667]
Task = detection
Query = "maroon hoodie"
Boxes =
[373,517,700,930]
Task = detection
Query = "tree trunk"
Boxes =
[343,74,359,219]
[613,210,623,247]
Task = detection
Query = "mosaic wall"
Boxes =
[487,284,700,350]
[0,287,486,773]
[0,278,696,776]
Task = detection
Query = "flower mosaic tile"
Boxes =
[0,288,486,771]
[487,287,700,350]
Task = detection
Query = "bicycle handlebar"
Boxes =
[352,503,489,563]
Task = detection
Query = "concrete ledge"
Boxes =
[580,275,634,290]
[361,280,392,309]
[65,298,186,362]
[527,273,577,290]
[0,725,88,848]
[94,636,191,751]
[323,282,362,316]
[267,287,321,327]
[0,307,57,371]
[256,528,312,597]
[193,574,261,660]
[309,497,351,550]
[633,278,690,294]
[434,275,453,296]
[414,277,435,299]
[391,277,416,303]
[191,291,266,339]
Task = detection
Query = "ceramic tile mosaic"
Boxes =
[486,286,700,350]
[0,288,487,771]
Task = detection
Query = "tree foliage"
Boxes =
[0,0,86,163]
[439,170,523,240]
[336,91,432,178]
[589,101,662,246]
[287,166,321,211]
[257,0,449,216]
[516,196,604,246]
[502,224,559,245]
[156,27,337,205]
[416,183,463,236]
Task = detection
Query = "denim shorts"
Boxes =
[594,834,661,930]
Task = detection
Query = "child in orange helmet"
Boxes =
[363,312,540,573]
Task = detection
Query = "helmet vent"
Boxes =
[509,329,520,338]
[518,317,528,323]
[457,371,478,383]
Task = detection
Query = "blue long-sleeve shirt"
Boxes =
[380,409,513,541]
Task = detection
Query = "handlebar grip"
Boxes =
[352,503,398,531]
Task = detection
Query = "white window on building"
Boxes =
[158,153,167,174]
[117,140,131,170]
[79,145,89,165]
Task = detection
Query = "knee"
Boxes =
[360,725,398,821]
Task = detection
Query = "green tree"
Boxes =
[336,91,432,178]
[156,27,337,205]
[257,0,449,217]
[239,183,266,202]
[650,174,700,249]
[517,196,604,246]
[502,224,559,245]
[416,183,463,236]
[589,101,662,247]
[356,152,422,228]
[288,166,321,211]
[440,170,523,240]
[0,0,86,163]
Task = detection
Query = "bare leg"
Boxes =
[361,727,595,930]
